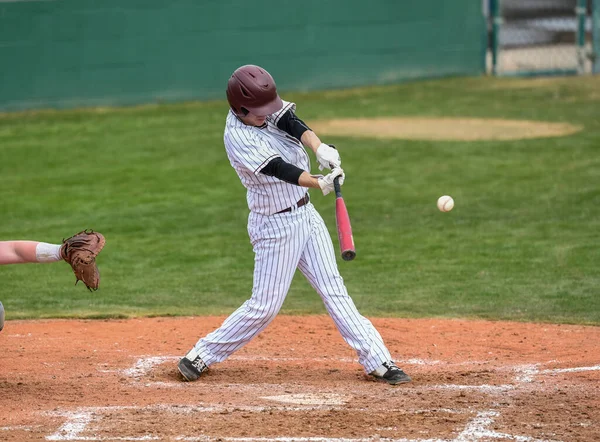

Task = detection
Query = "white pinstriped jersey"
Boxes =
[224,100,310,215]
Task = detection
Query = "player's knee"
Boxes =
[0,301,5,332]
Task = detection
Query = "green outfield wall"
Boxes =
[0,0,485,111]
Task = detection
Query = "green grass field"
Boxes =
[1,75,599,324]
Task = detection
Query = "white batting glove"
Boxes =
[318,167,345,196]
[316,143,341,171]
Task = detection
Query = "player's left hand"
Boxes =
[316,143,341,171]
[318,167,345,196]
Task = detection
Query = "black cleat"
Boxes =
[178,354,208,382]
[370,361,411,385]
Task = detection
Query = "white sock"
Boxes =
[35,243,63,262]
[371,362,390,377]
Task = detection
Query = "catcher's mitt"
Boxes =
[61,229,106,291]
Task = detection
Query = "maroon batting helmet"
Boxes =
[226,65,283,116]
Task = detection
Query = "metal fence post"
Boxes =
[594,0,600,74]
[490,0,501,76]
[576,0,587,74]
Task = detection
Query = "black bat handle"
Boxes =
[333,176,343,198]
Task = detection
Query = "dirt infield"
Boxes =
[1,316,599,441]
[308,118,582,141]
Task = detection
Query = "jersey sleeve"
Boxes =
[267,99,296,126]
[225,129,280,175]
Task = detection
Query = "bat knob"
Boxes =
[342,250,356,261]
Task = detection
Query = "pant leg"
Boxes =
[192,210,310,366]
[297,205,391,373]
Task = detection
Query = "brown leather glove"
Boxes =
[61,230,106,291]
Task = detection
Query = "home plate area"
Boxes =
[45,355,599,441]
[1,317,599,441]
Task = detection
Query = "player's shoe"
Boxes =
[177,351,208,382]
[370,361,411,385]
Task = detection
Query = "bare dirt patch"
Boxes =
[486,77,572,90]
[1,316,599,441]
[308,117,582,141]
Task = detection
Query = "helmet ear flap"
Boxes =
[229,103,249,117]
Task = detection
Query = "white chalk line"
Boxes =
[46,357,599,441]
[513,364,600,383]
[116,356,599,394]
[454,411,558,442]
[44,406,558,442]
[112,355,505,378]
[513,364,540,383]
[541,365,600,374]
[45,405,467,442]
[119,355,600,378]
[0,425,40,431]
[107,356,441,378]
[121,356,176,377]
[46,411,95,441]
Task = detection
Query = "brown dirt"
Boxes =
[484,77,575,90]
[308,117,582,141]
[1,316,599,441]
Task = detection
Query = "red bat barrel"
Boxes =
[334,177,356,261]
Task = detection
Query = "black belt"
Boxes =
[275,194,310,214]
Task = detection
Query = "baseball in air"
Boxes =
[437,195,454,212]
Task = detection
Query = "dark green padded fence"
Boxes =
[0,0,485,111]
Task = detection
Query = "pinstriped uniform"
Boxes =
[189,100,392,373]
[224,101,308,215]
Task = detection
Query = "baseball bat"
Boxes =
[333,176,356,261]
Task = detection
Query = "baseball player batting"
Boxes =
[178,65,410,385]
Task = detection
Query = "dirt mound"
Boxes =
[308,117,582,141]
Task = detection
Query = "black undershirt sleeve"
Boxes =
[260,157,304,185]
[276,109,311,141]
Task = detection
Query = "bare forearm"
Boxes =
[303,130,341,171]
[298,171,321,189]
[0,241,40,264]
[300,130,322,154]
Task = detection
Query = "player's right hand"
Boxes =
[318,167,345,195]
[316,143,341,171]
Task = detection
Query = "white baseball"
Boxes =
[437,195,454,212]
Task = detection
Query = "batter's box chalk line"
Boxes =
[111,355,529,379]
[44,406,560,442]
[106,355,381,379]
[114,356,600,393]
[512,364,600,383]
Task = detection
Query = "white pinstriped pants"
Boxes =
[191,202,392,373]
